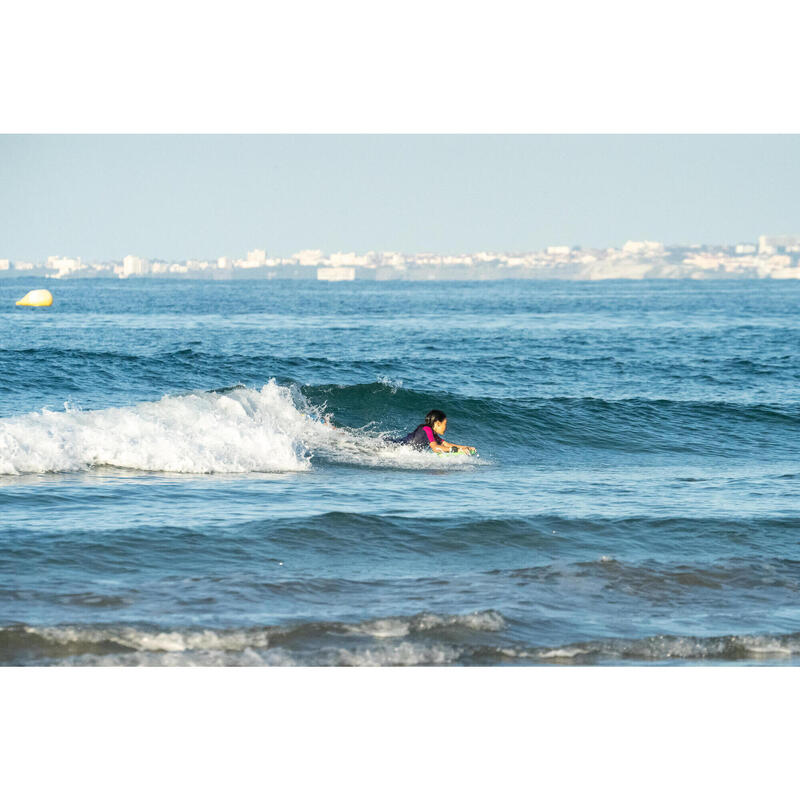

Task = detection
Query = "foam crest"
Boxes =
[531,633,800,663]
[305,424,483,471]
[328,642,459,667]
[2,623,464,666]
[31,624,272,652]
[410,610,506,632]
[51,643,460,667]
[1,612,506,666]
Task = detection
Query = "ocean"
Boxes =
[1,277,798,666]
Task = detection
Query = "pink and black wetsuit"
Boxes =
[395,424,443,450]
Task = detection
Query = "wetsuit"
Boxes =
[394,424,443,450]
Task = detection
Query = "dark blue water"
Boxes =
[1,278,799,665]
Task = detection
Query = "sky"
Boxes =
[3,134,800,262]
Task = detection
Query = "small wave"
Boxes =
[529,632,800,664]
[4,619,800,666]
[0,611,506,665]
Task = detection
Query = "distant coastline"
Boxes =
[4,235,800,281]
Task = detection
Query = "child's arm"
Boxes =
[423,427,450,453]
[427,440,450,453]
[440,439,476,453]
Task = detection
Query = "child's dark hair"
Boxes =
[425,409,447,427]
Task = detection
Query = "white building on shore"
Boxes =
[241,249,267,268]
[295,249,325,266]
[120,255,149,277]
[622,240,664,255]
[47,256,83,278]
[758,235,800,254]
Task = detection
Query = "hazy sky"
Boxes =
[3,135,800,262]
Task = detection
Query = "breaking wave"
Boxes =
[3,615,799,666]
[0,611,506,666]
[0,381,482,475]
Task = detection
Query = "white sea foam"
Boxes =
[410,611,506,633]
[13,623,800,666]
[309,426,483,471]
[57,643,460,667]
[733,638,794,657]
[346,618,411,638]
[16,613,503,666]
[29,624,272,652]
[328,642,460,666]
[539,647,589,659]
[0,382,309,475]
[377,375,403,392]
[0,381,479,475]
[22,624,462,666]
[61,648,295,667]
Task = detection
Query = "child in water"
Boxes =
[394,409,476,454]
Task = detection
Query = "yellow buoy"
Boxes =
[16,289,53,307]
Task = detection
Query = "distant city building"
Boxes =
[415,253,443,266]
[758,234,800,253]
[317,266,355,282]
[3,237,800,282]
[48,255,81,269]
[47,256,83,277]
[329,252,372,267]
[122,255,149,277]
[380,252,406,268]
[295,249,325,266]
[622,240,664,255]
[244,249,267,267]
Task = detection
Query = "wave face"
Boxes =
[301,382,800,460]
[2,278,800,666]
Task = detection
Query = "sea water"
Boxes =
[1,278,798,666]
